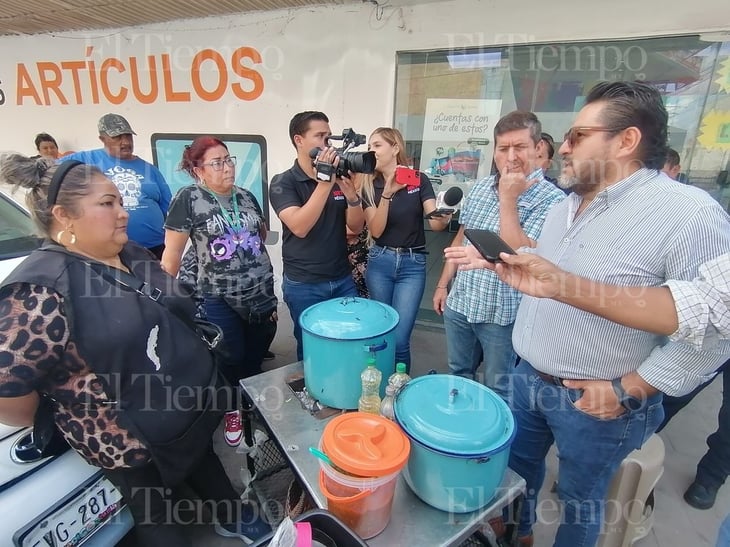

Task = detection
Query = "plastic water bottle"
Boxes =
[380,362,410,420]
[358,359,382,414]
[388,362,411,390]
[380,384,397,420]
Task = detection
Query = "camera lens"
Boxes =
[339,151,376,176]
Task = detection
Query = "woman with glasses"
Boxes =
[161,136,277,447]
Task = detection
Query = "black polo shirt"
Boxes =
[362,172,436,248]
[270,160,351,283]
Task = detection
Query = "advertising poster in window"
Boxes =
[421,98,502,196]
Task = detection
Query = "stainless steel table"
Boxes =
[241,362,526,547]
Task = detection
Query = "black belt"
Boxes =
[535,371,568,387]
[381,245,429,255]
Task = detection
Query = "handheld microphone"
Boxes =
[431,186,464,218]
[425,185,463,220]
[442,186,463,207]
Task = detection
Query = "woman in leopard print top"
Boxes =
[0,155,270,546]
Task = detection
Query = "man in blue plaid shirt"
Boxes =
[433,110,565,399]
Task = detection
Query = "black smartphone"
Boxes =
[463,229,517,263]
[424,208,455,219]
[287,377,306,395]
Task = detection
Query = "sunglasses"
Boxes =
[563,126,621,147]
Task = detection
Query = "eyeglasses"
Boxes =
[202,156,237,171]
[563,127,621,147]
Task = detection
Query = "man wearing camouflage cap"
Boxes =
[64,113,172,258]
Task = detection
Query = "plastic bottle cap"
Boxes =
[396,362,407,373]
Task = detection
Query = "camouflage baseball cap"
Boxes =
[97,113,137,137]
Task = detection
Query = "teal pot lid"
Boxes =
[299,297,399,340]
[394,375,515,457]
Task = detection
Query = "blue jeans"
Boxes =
[203,296,277,385]
[282,273,357,361]
[365,245,427,371]
[443,305,516,399]
[508,360,664,546]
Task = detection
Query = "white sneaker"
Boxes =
[224,410,243,447]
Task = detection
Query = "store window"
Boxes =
[394,35,730,324]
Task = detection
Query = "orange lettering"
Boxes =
[60,61,85,104]
[129,56,159,104]
[16,63,42,105]
[87,60,100,104]
[161,54,190,102]
[231,47,264,101]
[191,49,227,102]
[37,62,68,105]
[100,58,128,105]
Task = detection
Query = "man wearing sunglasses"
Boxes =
[64,113,172,259]
[479,81,730,547]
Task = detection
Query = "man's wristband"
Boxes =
[611,378,644,411]
[436,285,448,289]
[346,196,362,207]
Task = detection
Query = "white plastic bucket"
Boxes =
[317,459,400,539]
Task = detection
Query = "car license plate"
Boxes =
[15,474,124,547]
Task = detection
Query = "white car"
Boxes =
[0,188,134,546]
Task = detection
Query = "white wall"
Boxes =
[0,0,728,277]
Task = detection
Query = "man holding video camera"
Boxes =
[270,111,365,360]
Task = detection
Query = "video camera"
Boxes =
[309,128,376,181]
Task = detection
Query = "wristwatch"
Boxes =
[611,378,644,411]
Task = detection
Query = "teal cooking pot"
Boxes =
[300,297,398,409]
[394,374,516,513]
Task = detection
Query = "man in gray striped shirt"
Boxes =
[446,246,730,514]
[491,82,729,547]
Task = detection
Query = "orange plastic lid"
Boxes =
[321,412,411,477]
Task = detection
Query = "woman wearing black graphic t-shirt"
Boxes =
[161,136,277,447]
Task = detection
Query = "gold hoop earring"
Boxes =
[56,230,77,246]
